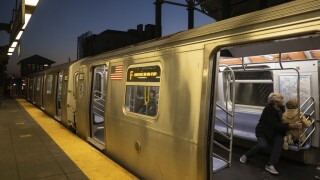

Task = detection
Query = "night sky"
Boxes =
[0,0,214,76]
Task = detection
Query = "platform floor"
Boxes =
[0,96,136,180]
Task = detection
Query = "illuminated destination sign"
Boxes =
[127,65,161,82]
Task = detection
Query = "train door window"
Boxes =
[47,75,53,94]
[29,78,33,100]
[90,65,107,144]
[32,77,36,101]
[41,74,46,108]
[56,72,63,119]
[125,65,161,117]
[73,72,79,98]
[29,78,33,91]
[94,72,102,98]
[36,77,41,91]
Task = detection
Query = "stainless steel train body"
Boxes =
[24,1,320,179]
[25,60,83,128]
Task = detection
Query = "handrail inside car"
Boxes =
[296,97,316,150]
[212,64,235,173]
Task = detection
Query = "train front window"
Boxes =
[125,64,161,117]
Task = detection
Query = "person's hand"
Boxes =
[289,121,302,129]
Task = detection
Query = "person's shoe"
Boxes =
[317,166,320,171]
[239,155,247,164]
[265,165,279,175]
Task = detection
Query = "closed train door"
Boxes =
[69,72,79,128]
[55,71,63,121]
[89,65,107,148]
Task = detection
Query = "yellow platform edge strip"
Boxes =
[17,99,137,180]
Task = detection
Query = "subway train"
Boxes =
[22,1,320,179]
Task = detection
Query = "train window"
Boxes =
[47,75,53,94]
[36,77,41,91]
[125,86,159,116]
[125,65,161,117]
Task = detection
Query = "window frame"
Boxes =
[124,63,161,119]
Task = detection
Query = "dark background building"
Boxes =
[17,54,55,77]
[78,24,156,59]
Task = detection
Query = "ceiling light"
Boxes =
[15,31,23,40]
[25,0,39,6]
[11,42,18,48]
[8,48,15,53]
[22,13,32,29]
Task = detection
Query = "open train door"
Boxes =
[88,64,107,149]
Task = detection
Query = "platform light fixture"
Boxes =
[11,41,18,48]
[7,0,39,56]
[22,13,32,29]
[25,0,39,6]
[8,47,15,53]
[15,31,23,40]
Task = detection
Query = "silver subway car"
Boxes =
[25,60,84,129]
[25,1,320,179]
[75,1,320,178]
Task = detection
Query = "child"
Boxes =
[282,98,311,150]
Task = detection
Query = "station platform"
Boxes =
[0,96,136,180]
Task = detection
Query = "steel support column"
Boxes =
[155,0,163,38]
[187,0,194,29]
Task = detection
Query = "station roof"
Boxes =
[17,54,55,65]
[196,0,292,21]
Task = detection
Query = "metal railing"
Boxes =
[212,65,235,173]
[297,97,316,150]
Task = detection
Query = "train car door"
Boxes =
[55,71,63,120]
[89,65,107,146]
[70,72,79,127]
